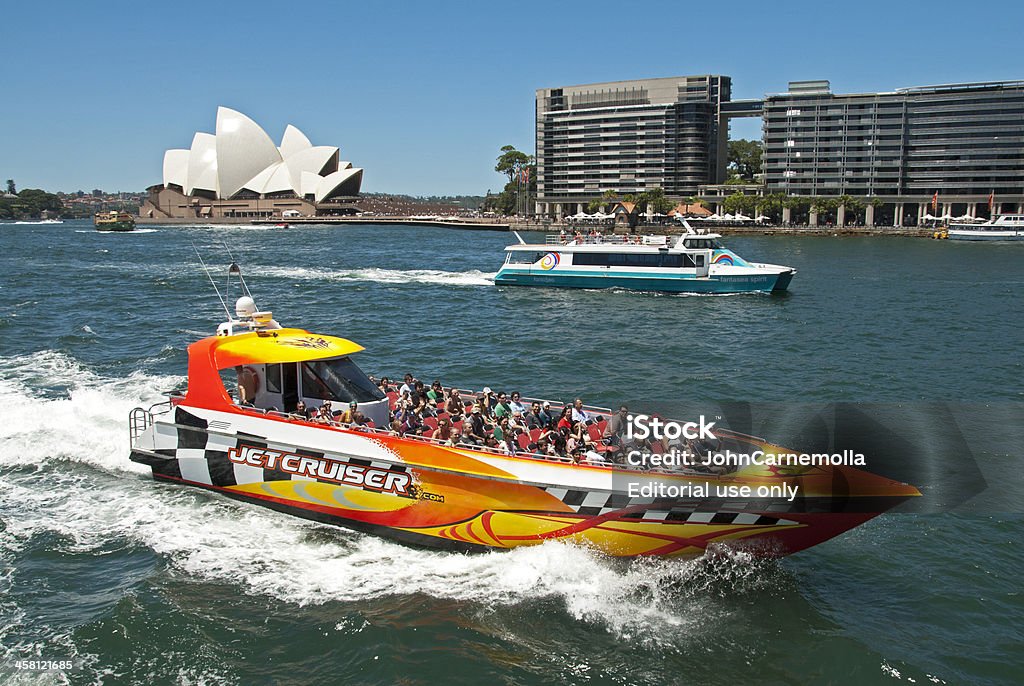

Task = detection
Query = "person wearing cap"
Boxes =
[467,404,488,443]
[526,402,545,430]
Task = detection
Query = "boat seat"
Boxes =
[528,428,541,442]
[423,417,438,430]
[517,433,531,450]
[587,425,604,442]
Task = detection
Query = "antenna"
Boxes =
[221,240,254,302]
[191,241,232,320]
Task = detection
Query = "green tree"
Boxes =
[727,139,763,181]
[5,179,14,195]
[637,187,673,214]
[723,192,757,216]
[495,145,530,183]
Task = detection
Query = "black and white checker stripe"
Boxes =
[150,408,407,493]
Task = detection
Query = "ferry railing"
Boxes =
[128,399,171,446]
[543,234,671,246]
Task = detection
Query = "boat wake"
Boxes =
[256,265,495,287]
[0,351,780,646]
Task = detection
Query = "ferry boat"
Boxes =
[947,214,1024,241]
[494,226,795,293]
[94,210,136,232]
[127,267,916,558]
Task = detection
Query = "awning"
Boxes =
[210,328,365,370]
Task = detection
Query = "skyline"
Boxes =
[3,0,1024,196]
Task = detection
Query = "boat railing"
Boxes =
[544,234,670,246]
[129,399,172,446]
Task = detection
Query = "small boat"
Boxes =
[94,211,136,232]
[275,222,291,229]
[494,225,795,293]
[127,263,916,558]
[947,214,1024,241]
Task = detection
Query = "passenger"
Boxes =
[508,410,528,434]
[377,376,392,393]
[431,417,453,442]
[399,373,416,396]
[559,228,567,244]
[339,401,359,424]
[475,395,493,419]
[466,406,488,444]
[235,365,258,406]
[493,392,511,419]
[508,392,527,416]
[556,406,573,432]
[532,436,554,458]
[602,405,630,456]
[294,401,314,420]
[541,401,554,428]
[571,397,592,425]
[411,380,429,408]
[480,387,498,411]
[526,402,548,430]
[427,379,444,403]
[445,388,464,417]
[493,416,510,443]
[459,422,481,447]
[316,401,335,425]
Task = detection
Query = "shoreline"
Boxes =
[134,215,937,237]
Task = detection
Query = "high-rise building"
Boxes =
[535,75,732,219]
[762,80,1024,224]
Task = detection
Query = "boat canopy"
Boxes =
[212,328,365,369]
[183,327,366,409]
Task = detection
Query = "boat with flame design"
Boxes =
[128,269,916,558]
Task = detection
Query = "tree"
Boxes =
[495,145,530,183]
[727,139,763,181]
[5,179,14,195]
[637,187,673,214]
[723,192,757,216]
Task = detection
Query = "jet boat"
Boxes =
[128,269,917,558]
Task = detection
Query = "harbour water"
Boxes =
[0,220,1021,685]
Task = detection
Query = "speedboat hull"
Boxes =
[130,404,915,558]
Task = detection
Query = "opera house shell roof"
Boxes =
[161,107,362,203]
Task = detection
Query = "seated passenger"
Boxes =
[316,401,335,424]
[399,373,417,396]
[427,380,444,403]
[493,392,511,419]
[466,406,488,444]
[526,402,548,430]
[571,398,592,425]
[556,406,573,432]
[431,418,453,442]
[508,410,528,434]
[294,401,314,420]
[459,422,482,447]
[480,387,498,411]
[445,388,464,417]
[235,365,258,407]
[377,376,393,394]
[508,392,527,416]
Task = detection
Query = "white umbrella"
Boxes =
[922,214,937,220]
[734,213,752,221]
[755,215,771,222]
[706,213,721,220]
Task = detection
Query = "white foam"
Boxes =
[0,351,770,638]
[257,265,495,287]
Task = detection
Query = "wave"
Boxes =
[0,350,773,640]
[257,265,495,287]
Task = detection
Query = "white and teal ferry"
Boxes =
[947,214,1024,241]
[494,227,795,294]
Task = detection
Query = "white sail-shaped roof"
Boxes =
[185,133,218,195]
[161,107,362,200]
[316,168,363,202]
[215,107,283,199]
[162,149,190,189]
[241,162,294,195]
[279,124,312,158]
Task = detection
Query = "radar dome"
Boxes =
[235,296,256,318]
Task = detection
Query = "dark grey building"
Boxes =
[535,75,732,218]
[763,80,1024,225]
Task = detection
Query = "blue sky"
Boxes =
[2,0,1022,196]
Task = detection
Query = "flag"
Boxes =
[931,192,938,211]
[988,191,994,210]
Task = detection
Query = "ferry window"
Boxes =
[508,251,545,265]
[696,255,705,267]
[682,254,696,268]
[265,363,282,393]
[574,253,611,267]
[300,357,386,403]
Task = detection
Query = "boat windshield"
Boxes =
[684,238,722,249]
[300,357,386,403]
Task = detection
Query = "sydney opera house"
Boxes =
[140,107,363,220]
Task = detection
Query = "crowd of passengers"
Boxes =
[559,228,650,245]
[285,372,719,469]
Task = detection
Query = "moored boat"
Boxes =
[94,210,136,232]
[947,214,1024,241]
[128,267,915,558]
[494,225,795,293]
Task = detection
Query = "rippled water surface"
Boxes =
[0,220,1021,685]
